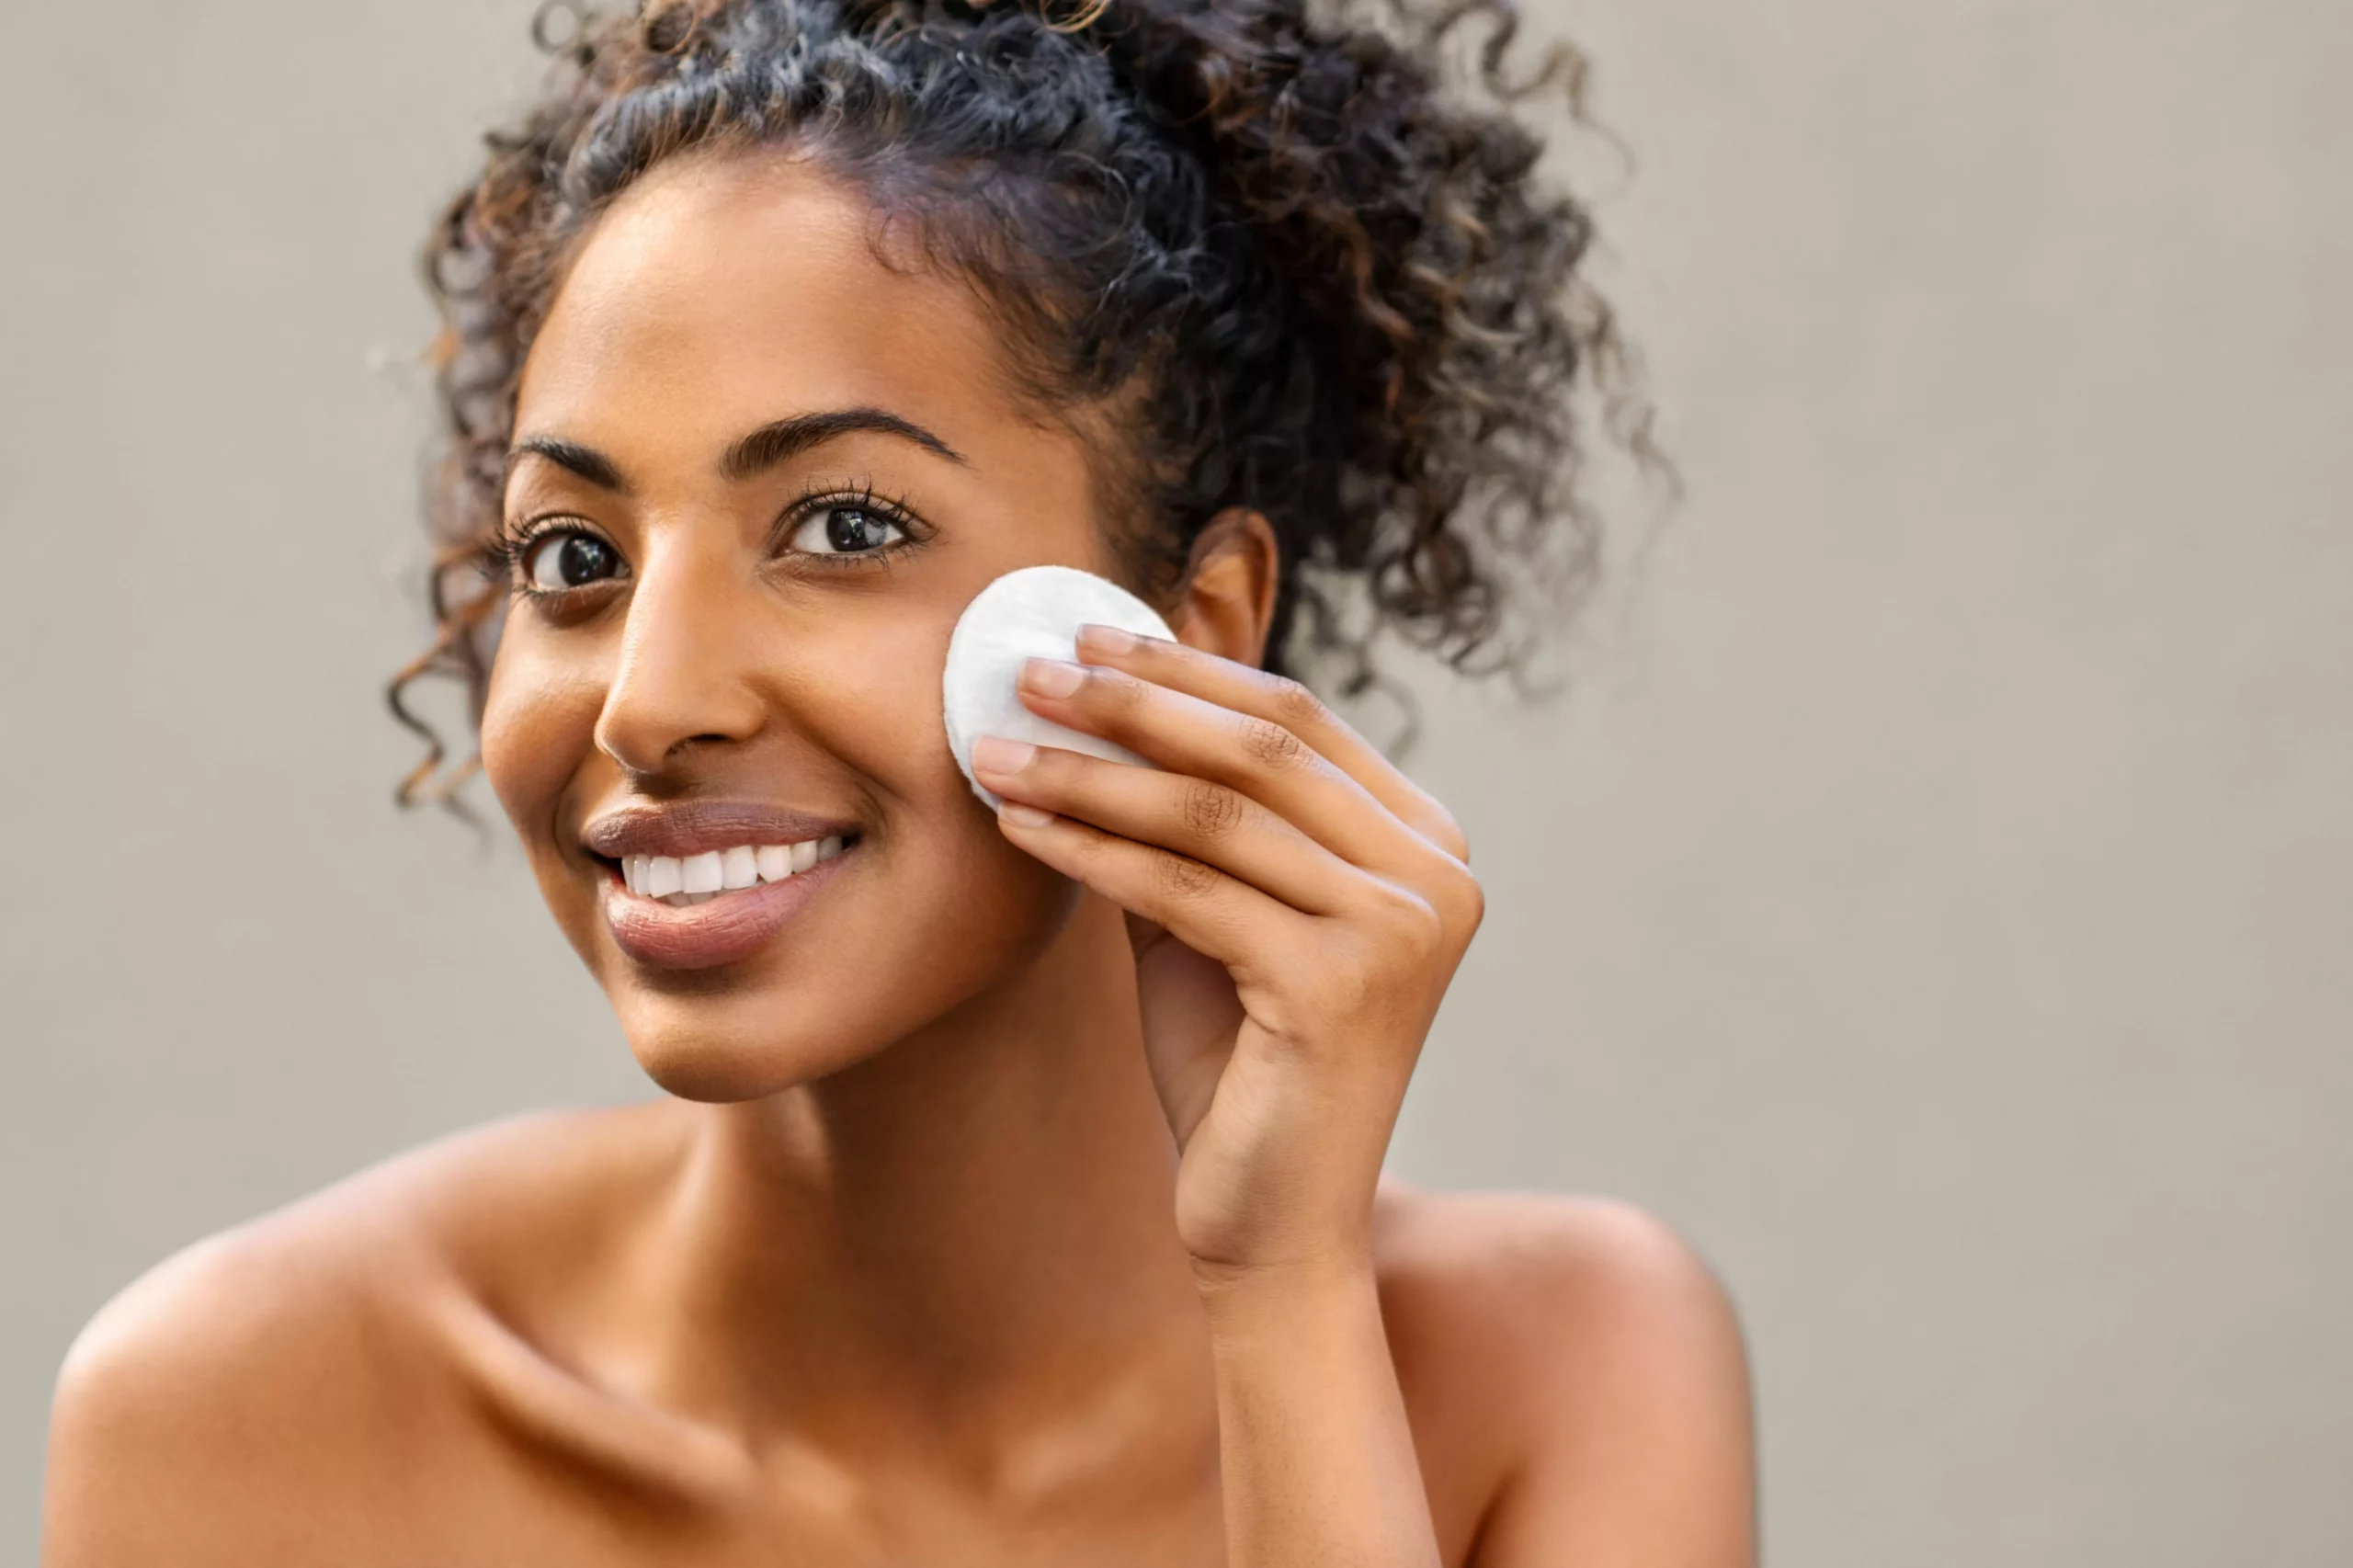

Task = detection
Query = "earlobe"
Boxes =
[1172,509,1280,668]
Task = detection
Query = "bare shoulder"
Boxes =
[41,1103,672,1566]
[1371,1184,1748,1381]
[1372,1185,1756,1567]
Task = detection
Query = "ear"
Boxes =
[1169,508,1279,667]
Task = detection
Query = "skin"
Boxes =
[42,151,1755,1565]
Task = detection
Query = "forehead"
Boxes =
[514,151,1019,451]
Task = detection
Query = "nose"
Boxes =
[593,532,770,777]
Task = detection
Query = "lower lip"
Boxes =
[600,848,852,971]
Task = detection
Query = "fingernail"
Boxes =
[972,735,1036,776]
[1020,658,1086,699]
[1077,623,1138,656]
[999,801,1054,828]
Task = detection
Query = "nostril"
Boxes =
[597,727,758,779]
[595,632,770,771]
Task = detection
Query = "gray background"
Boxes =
[4,1,2347,1562]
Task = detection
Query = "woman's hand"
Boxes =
[968,625,1482,1279]
[971,626,1477,1568]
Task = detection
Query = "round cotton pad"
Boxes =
[943,566,1176,810]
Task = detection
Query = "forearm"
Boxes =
[1196,1257,1443,1568]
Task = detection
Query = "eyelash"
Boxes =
[485,515,586,597]
[779,480,927,569]
[486,482,929,602]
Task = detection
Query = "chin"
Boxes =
[597,884,1082,1103]
[608,983,906,1103]
[631,1035,861,1104]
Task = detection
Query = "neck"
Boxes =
[620,895,1213,1466]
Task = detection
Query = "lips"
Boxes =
[583,801,863,971]
[584,800,860,859]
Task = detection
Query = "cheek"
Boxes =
[780,603,1025,892]
[481,634,606,856]
[784,614,961,803]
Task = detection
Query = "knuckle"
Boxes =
[1180,778,1247,841]
[1364,881,1430,941]
[1237,714,1313,773]
[1398,890,1449,951]
[1434,866,1485,935]
[1367,879,1449,955]
[1088,666,1148,716]
[1455,869,1486,930]
[1259,674,1327,733]
[1427,806,1471,864]
[1151,848,1222,903]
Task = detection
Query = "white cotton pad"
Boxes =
[943,565,1176,810]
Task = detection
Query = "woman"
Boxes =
[43,0,1754,1561]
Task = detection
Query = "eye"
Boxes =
[520,529,624,592]
[787,502,910,557]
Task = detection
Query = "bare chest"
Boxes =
[393,1412,1233,1568]
[396,1403,1505,1568]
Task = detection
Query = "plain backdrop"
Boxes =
[4,1,2348,1562]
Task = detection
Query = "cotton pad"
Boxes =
[943,565,1176,809]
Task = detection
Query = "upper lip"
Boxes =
[580,800,862,860]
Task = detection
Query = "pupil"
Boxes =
[560,535,611,585]
[826,508,876,552]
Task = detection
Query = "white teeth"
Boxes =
[628,837,851,905]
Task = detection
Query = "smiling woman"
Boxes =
[40,2,1752,1564]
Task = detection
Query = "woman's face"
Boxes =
[483,152,1120,1099]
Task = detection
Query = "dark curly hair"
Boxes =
[392,0,1647,804]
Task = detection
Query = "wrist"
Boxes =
[1188,1245,1380,1318]
[1180,1189,1377,1294]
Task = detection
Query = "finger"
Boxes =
[991,800,1304,972]
[1072,627,1471,863]
[1014,654,1438,880]
[971,735,1365,917]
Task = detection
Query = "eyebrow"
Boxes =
[506,437,629,494]
[719,407,968,481]
[505,406,968,495]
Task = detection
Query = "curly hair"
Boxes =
[392,0,1645,805]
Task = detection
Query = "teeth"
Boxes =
[625,836,851,907]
